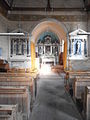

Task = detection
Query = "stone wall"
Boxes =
[87,12,90,56]
[0,14,9,60]
[0,10,90,69]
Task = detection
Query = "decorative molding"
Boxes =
[7,14,87,21]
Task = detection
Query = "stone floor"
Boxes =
[30,72,82,120]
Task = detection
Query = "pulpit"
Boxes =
[0,59,9,72]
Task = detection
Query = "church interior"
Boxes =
[0,0,90,120]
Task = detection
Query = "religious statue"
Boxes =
[76,41,81,54]
[18,40,22,54]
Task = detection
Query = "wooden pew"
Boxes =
[7,68,39,79]
[65,71,90,94]
[83,86,90,120]
[0,72,38,79]
[0,77,36,102]
[0,104,22,120]
[73,77,90,99]
[0,72,38,103]
[67,71,90,79]
[0,86,31,120]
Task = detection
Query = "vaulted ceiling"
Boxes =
[0,0,90,21]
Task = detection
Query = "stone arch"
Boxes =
[30,19,67,70]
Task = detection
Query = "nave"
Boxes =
[30,72,82,120]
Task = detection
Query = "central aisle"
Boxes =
[30,72,82,120]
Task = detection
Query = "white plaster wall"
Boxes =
[0,10,88,69]
[8,21,87,39]
[0,14,9,60]
[8,20,39,33]
[87,12,90,57]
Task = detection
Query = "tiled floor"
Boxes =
[30,72,82,120]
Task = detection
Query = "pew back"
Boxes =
[73,78,90,99]
[0,86,30,120]
[0,104,22,120]
[0,76,36,99]
[83,86,90,120]
[0,72,38,79]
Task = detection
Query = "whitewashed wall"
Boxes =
[0,14,9,60]
[87,12,90,57]
[0,11,90,69]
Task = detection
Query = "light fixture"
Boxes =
[0,33,25,36]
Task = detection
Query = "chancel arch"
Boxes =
[30,20,67,70]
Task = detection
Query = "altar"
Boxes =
[35,32,64,69]
[41,55,55,65]
[35,35,60,66]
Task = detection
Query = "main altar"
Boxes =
[35,32,63,69]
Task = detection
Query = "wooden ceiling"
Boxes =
[0,0,90,21]
[1,0,89,11]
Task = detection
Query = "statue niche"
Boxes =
[69,29,88,59]
[75,40,81,55]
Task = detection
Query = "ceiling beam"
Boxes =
[46,0,51,11]
[0,0,90,12]
[0,0,9,17]
[83,0,90,11]
[10,7,84,12]
[10,0,14,10]
[0,0,10,10]
[7,14,87,21]
[83,0,86,9]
